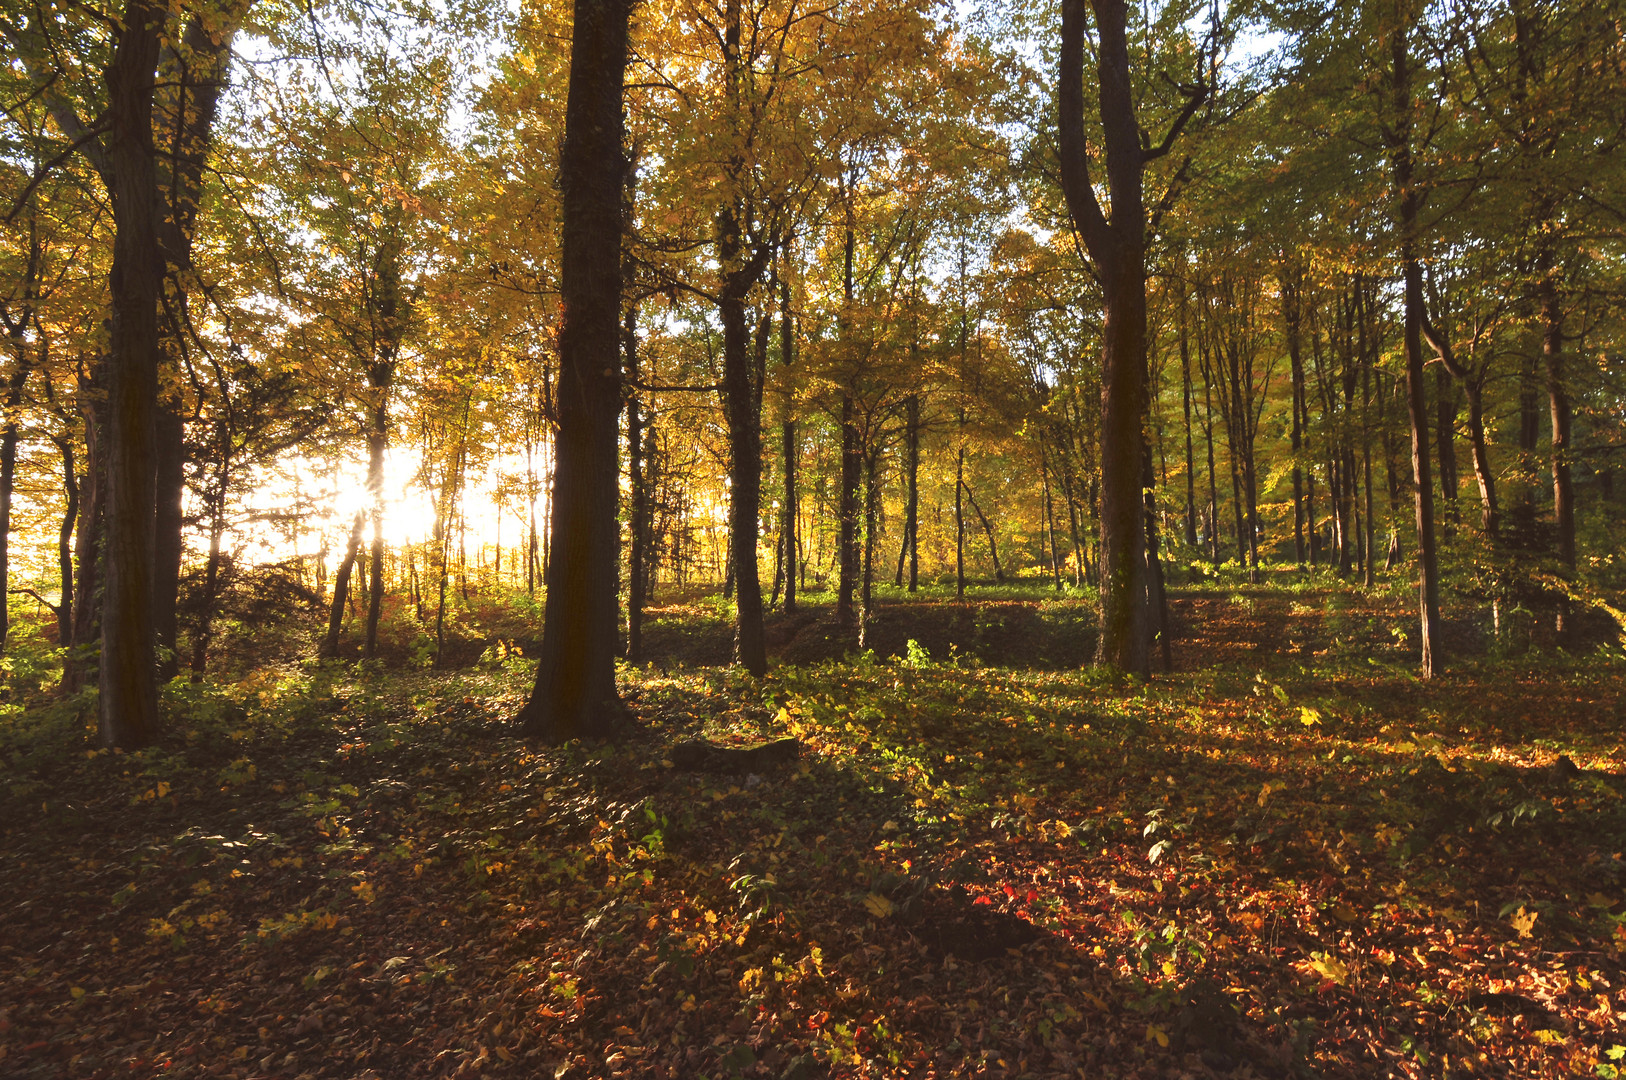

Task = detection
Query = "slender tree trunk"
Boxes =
[151,403,183,680]
[321,511,365,659]
[896,394,920,590]
[0,356,33,649]
[1435,365,1458,541]
[54,437,77,649]
[515,0,632,737]
[860,446,878,645]
[836,245,860,631]
[961,481,1005,583]
[779,275,797,614]
[1179,292,1197,547]
[66,374,104,693]
[1283,269,1306,567]
[363,385,390,657]
[1143,438,1171,671]
[99,0,167,748]
[955,427,966,597]
[1043,448,1062,590]
[625,300,646,663]
[1391,22,1441,678]
[1464,380,1499,537]
[781,417,797,614]
[189,489,225,676]
[1202,359,1219,563]
[1539,271,1573,570]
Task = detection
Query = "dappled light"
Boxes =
[2,0,1623,1073]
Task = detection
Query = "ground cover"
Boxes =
[2,588,1625,1079]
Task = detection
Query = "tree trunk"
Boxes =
[515,0,632,738]
[321,511,365,659]
[1464,381,1499,537]
[1179,291,1197,548]
[835,390,861,626]
[0,355,33,649]
[625,300,646,663]
[1390,22,1442,678]
[100,0,166,749]
[781,417,797,614]
[54,437,77,649]
[955,434,966,598]
[1539,270,1573,570]
[1283,268,1306,567]
[896,394,920,590]
[151,402,183,681]
[860,446,879,645]
[189,490,226,676]
[719,272,766,673]
[779,275,798,614]
[961,481,1005,584]
[1434,365,1458,541]
[66,371,104,693]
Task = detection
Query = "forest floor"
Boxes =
[3,585,1626,1080]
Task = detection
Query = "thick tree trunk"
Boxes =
[1057,0,1155,675]
[100,0,166,748]
[515,0,632,738]
[720,281,767,674]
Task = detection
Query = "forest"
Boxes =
[2,0,1626,1074]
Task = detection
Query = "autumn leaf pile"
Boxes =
[3,590,1626,1079]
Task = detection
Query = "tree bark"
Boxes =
[1389,21,1442,678]
[0,352,33,649]
[1058,0,1155,675]
[625,300,646,663]
[99,0,167,748]
[54,437,77,649]
[515,0,633,738]
[895,394,920,590]
[779,276,797,614]
[1282,266,1307,567]
[1179,288,1197,548]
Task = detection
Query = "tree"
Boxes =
[514,0,634,740]
[1056,0,1213,674]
